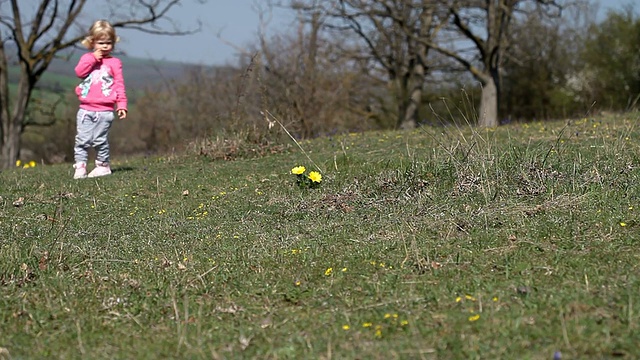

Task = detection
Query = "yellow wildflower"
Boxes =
[620,222,627,227]
[468,314,480,322]
[16,160,21,167]
[342,325,350,330]
[400,320,409,326]
[362,322,372,327]
[29,161,36,167]
[374,325,382,338]
[324,267,333,276]
[308,171,322,183]
[291,166,306,175]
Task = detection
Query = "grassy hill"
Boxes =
[1,113,640,358]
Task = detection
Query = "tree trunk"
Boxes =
[0,40,10,170]
[1,68,32,169]
[394,75,417,130]
[400,56,427,130]
[478,75,499,127]
[400,87,420,130]
[399,7,432,130]
[1,119,20,169]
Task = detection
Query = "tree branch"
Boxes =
[449,6,486,61]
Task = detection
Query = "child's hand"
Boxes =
[117,109,127,119]
[93,49,103,61]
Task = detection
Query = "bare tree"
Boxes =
[0,0,200,169]
[260,2,326,137]
[259,0,370,137]
[287,0,443,130]
[424,0,563,127]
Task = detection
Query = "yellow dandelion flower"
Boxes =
[29,161,36,167]
[325,267,333,276]
[342,325,350,330]
[374,328,382,338]
[400,320,409,326]
[362,322,372,327]
[16,160,21,167]
[456,296,462,303]
[468,314,480,322]
[23,164,30,169]
[493,297,499,302]
[392,314,398,318]
[620,222,627,227]
[384,313,391,319]
[295,280,301,286]
[341,267,347,272]
[465,294,476,301]
[308,171,322,183]
[291,166,306,175]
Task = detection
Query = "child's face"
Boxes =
[93,37,113,55]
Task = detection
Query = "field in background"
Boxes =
[1,113,639,359]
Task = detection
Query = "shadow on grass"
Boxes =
[112,166,135,173]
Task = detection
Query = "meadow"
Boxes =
[1,113,639,359]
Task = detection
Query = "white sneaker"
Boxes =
[87,162,112,178]
[73,162,87,179]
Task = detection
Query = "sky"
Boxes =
[108,0,291,65]
[88,0,634,66]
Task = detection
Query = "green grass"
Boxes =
[1,113,640,359]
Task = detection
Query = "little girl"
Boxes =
[73,20,127,179]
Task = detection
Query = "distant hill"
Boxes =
[46,50,199,88]
[7,47,205,95]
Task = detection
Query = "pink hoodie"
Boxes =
[75,53,127,112]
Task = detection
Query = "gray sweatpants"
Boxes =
[74,109,115,164]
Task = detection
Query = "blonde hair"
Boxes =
[81,20,119,50]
